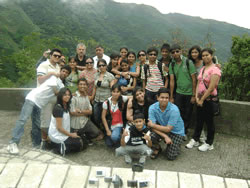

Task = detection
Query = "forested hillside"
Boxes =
[1,0,250,58]
[0,0,250,92]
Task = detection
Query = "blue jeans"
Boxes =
[11,99,41,147]
[105,127,122,147]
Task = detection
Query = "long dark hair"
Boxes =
[56,87,72,112]
[68,56,79,75]
[132,87,147,107]
[188,45,202,62]
[111,84,123,111]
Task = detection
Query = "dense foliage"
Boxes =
[220,35,250,101]
[0,0,250,101]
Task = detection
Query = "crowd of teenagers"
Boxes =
[7,42,221,165]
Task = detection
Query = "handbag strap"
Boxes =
[201,68,218,99]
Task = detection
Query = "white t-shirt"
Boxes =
[26,76,64,108]
[93,54,110,69]
[36,59,60,86]
[49,104,70,143]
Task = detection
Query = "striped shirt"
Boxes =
[141,61,167,92]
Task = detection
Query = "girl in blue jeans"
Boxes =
[101,84,129,147]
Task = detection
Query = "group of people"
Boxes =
[7,42,221,165]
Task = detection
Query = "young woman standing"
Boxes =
[186,48,221,151]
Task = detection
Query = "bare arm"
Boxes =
[120,129,128,146]
[164,76,168,88]
[76,65,86,71]
[129,64,140,78]
[101,108,111,136]
[55,118,79,138]
[142,79,146,91]
[151,128,172,144]
[70,109,92,117]
[198,75,220,105]
[169,74,175,102]
[37,72,59,85]
[191,73,197,103]
[148,120,173,133]
[126,98,133,122]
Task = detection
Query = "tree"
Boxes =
[220,34,250,101]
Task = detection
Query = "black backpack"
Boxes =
[143,61,165,83]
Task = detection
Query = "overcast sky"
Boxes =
[114,0,250,29]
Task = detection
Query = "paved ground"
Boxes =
[0,144,249,188]
[0,110,249,184]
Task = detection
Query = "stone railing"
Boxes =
[0,88,249,138]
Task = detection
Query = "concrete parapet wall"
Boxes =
[0,88,249,138]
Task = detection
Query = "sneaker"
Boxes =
[198,143,214,152]
[139,155,146,165]
[185,139,199,149]
[7,143,19,154]
[124,155,132,164]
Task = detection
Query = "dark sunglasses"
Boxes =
[171,50,180,54]
[86,62,93,65]
[139,54,146,57]
[98,64,106,67]
[149,53,157,56]
[53,54,61,58]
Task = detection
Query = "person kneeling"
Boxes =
[116,112,152,165]
[48,88,83,156]
[148,88,185,160]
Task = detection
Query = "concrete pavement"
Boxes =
[0,110,249,187]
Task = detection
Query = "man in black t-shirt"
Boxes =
[75,43,88,71]
[115,113,152,165]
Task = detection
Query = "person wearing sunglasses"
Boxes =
[36,48,64,150]
[136,50,147,87]
[141,47,168,104]
[93,45,110,69]
[91,59,117,128]
[79,57,97,96]
[169,44,197,139]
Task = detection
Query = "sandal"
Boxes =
[150,146,162,159]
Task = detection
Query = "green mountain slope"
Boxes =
[1,0,250,61]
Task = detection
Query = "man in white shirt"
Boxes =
[7,65,71,154]
[93,45,110,69]
[37,49,62,148]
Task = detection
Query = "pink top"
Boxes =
[197,64,221,97]
[80,68,97,96]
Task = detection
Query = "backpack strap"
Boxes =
[143,64,149,83]
[157,61,164,81]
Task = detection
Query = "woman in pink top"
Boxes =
[186,48,221,152]
[79,57,97,96]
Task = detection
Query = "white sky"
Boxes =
[114,0,250,29]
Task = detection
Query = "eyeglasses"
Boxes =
[149,53,157,56]
[53,54,61,58]
[139,54,146,57]
[171,50,180,54]
[86,62,93,65]
[98,64,106,67]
